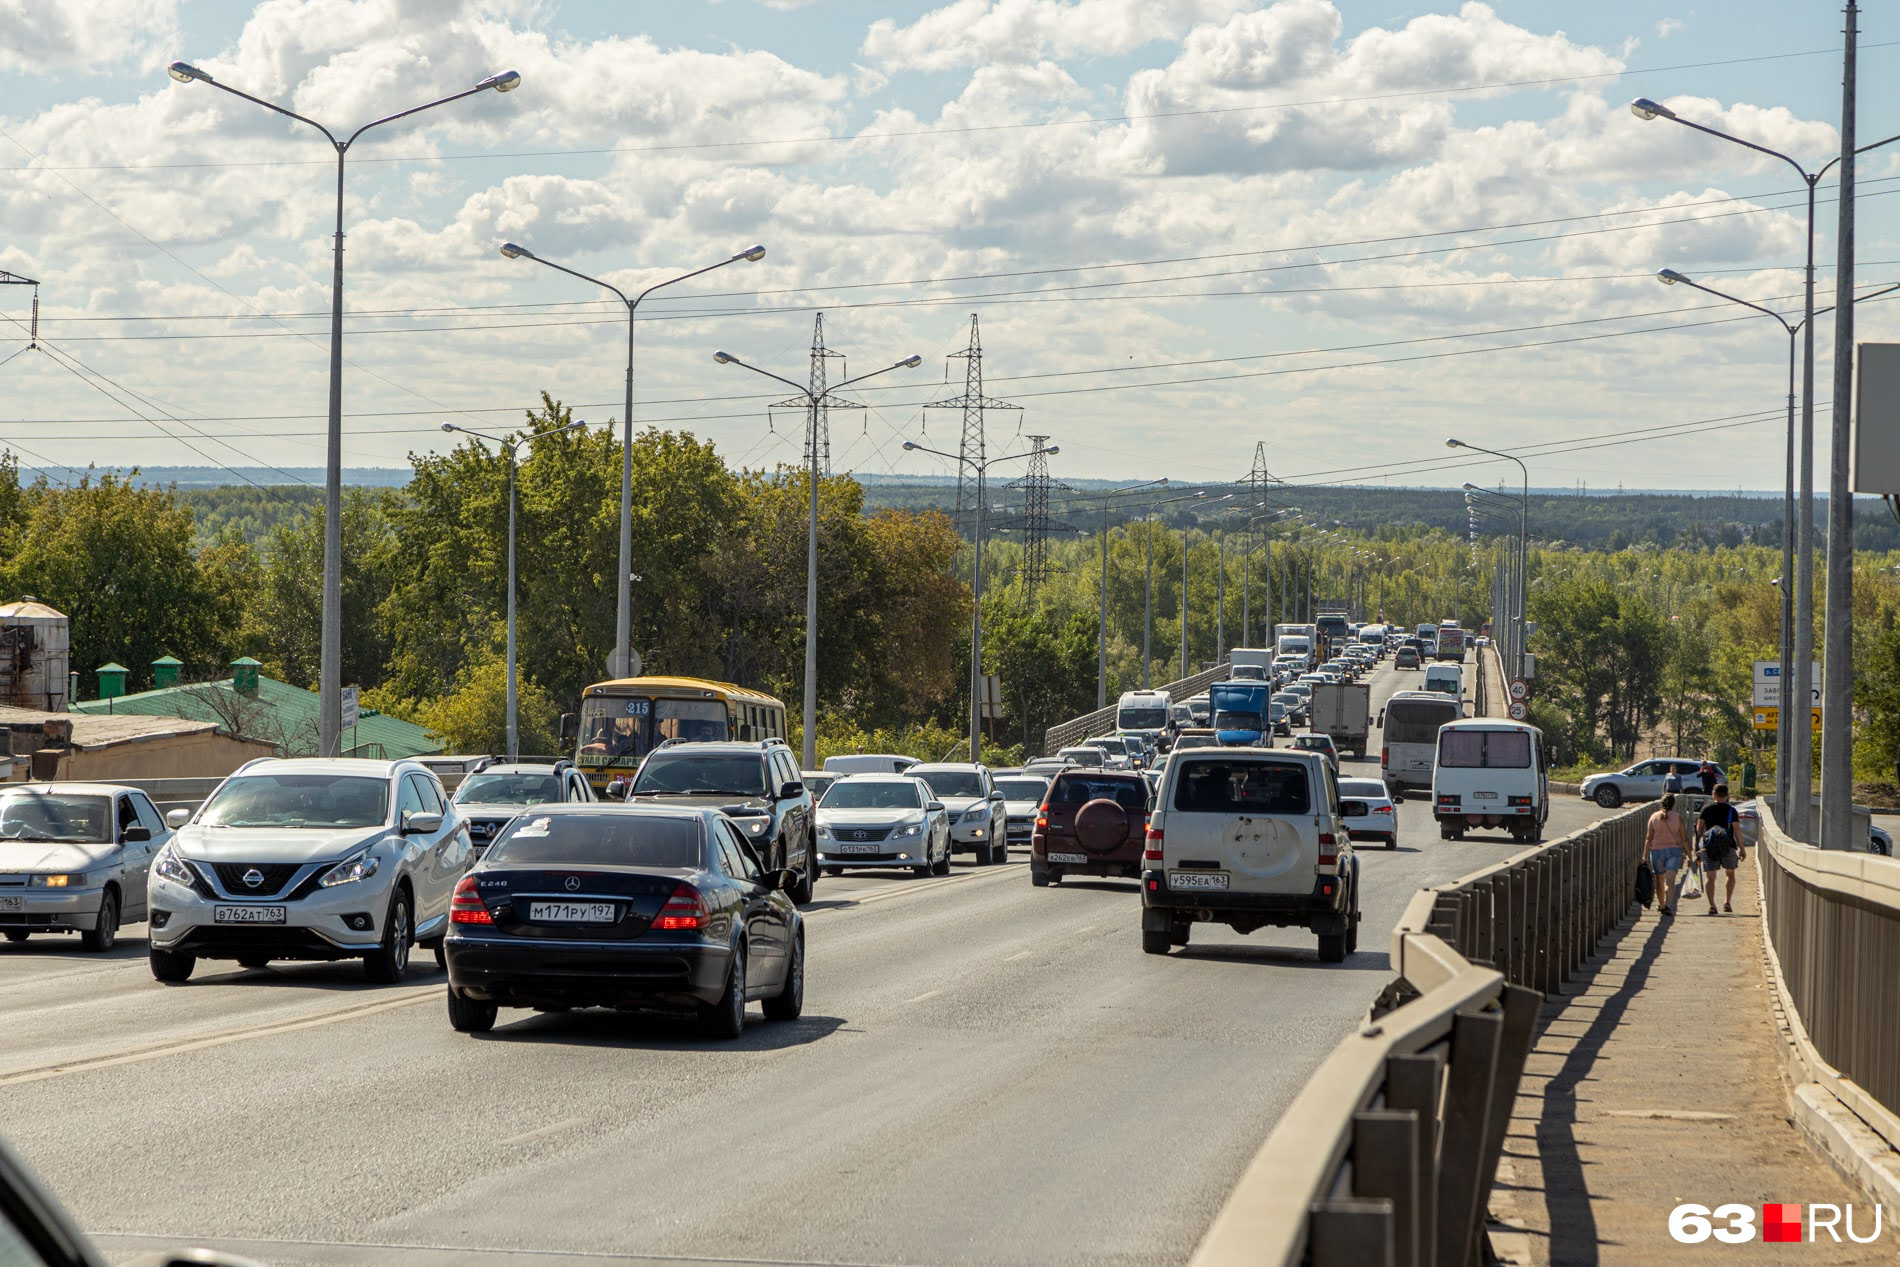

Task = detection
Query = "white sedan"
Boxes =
[1338,777,1400,850]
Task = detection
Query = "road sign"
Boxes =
[605,648,643,679]
[1752,705,1821,732]
[1507,700,1528,721]
[1508,679,1529,701]
[979,674,1003,719]
[340,685,359,730]
[1752,661,1822,709]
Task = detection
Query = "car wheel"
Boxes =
[789,838,816,905]
[1169,920,1190,947]
[363,889,413,985]
[149,947,195,984]
[1385,835,1398,851]
[1595,785,1623,809]
[1318,929,1349,963]
[237,955,271,970]
[700,942,747,1040]
[1030,859,1051,887]
[762,929,804,1021]
[932,835,951,875]
[447,986,497,1034]
[3,930,27,943]
[80,888,118,952]
[1141,908,1171,955]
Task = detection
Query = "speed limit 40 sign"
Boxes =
[1508,679,1529,701]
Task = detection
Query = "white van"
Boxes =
[822,753,921,775]
[1431,719,1548,843]
[1422,663,1464,699]
[1380,690,1462,790]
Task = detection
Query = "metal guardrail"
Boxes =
[1758,804,1900,1151]
[1190,802,1650,1267]
[1040,662,1230,757]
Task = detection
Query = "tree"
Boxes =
[415,645,561,756]
[248,488,394,691]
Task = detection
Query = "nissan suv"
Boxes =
[147,758,472,984]
[1140,747,1359,962]
[625,740,816,903]
[908,763,1008,865]
[451,759,596,854]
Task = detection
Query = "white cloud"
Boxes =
[0,0,181,76]
[863,0,1252,72]
[1657,18,1685,39]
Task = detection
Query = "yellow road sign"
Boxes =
[1753,705,1821,731]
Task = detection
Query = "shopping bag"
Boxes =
[1680,866,1703,901]
[1635,860,1654,907]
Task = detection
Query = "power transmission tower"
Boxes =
[778,313,854,473]
[1001,435,1065,602]
[927,314,1020,535]
[1240,441,1283,640]
[0,271,38,353]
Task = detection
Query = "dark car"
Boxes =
[1030,770,1150,886]
[443,805,803,1039]
[1394,646,1422,669]
[451,759,596,854]
[625,740,816,904]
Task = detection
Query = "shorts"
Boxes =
[1649,846,1684,873]
[1701,841,1740,873]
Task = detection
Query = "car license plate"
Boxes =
[1471,791,1499,800]
[0,895,23,912]
[1047,852,1088,865]
[1169,871,1229,891]
[213,905,285,924]
[527,901,616,923]
[835,843,880,855]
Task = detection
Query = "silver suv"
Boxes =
[1141,747,1359,962]
[147,758,472,984]
[451,759,596,854]
[908,763,1008,865]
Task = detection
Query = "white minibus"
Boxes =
[1431,719,1548,843]
[1380,690,1461,791]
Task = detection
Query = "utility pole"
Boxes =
[1001,435,1061,602]
[932,315,1020,541]
[1822,2,1859,848]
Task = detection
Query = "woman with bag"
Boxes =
[1644,793,1690,916]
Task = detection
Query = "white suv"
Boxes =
[908,763,1008,865]
[147,758,472,984]
[1140,747,1359,962]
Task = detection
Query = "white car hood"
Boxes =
[176,825,389,864]
[934,796,984,815]
[0,840,116,874]
[818,807,925,829]
[1002,799,1041,817]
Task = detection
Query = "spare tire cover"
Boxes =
[1073,797,1131,853]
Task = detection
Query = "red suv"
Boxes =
[1030,770,1150,886]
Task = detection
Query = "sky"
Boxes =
[2,0,1898,496]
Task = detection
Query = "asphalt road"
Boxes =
[1,658,1609,1267]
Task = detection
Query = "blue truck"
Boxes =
[1209,681,1274,747]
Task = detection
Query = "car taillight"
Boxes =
[654,883,707,932]
[1143,824,1163,863]
[1036,814,1049,829]
[1375,805,1394,814]
[450,876,492,925]
[1508,795,1532,807]
[1318,831,1337,868]
[1380,747,1389,768]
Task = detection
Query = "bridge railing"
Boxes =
[1040,662,1230,757]
[1190,803,1649,1267]
[1758,804,1900,1157]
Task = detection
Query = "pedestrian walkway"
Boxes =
[1488,860,1885,1264]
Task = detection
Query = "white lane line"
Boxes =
[0,987,438,1087]
[1003,950,1032,962]
[498,1116,588,1147]
[904,990,941,1004]
[1075,925,1097,936]
[805,864,1020,917]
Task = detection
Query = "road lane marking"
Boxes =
[1003,950,1032,961]
[0,986,438,1087]
[904,991,940,1004]
[498,1116,587,1147]
[805,864,1019,917]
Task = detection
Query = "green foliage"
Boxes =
[247,489,395,690]
[413,646,561,757]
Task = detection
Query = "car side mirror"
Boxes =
[604,783,629,801]
[402,811,444,835]
[989,790,1005,801]
[559,712,578,744]
[165,808,191,829]
[1391,789,1405,804]
[122,824,152,843]
[774,867,801,892]
[927,800,945,813]
[778,781,804,801]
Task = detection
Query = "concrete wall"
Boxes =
[51,730,276,781]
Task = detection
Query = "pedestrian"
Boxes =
[1645,793,1690,915]
[1696,783,1745,915]
[1664,765,1684,795]
[1697,760,1718,796]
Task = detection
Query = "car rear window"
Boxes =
[1438,729,1532,769]
[1172,759,1311,815]
[486,814,704,868]
[1048,775,1147,810]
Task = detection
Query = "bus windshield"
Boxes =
[576,696,729,769]
[1385,698,1459,746]
[1117,706,1169,730]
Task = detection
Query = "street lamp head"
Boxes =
[1629,97,1675,122]
[714,351,735,364]
[168,61,210,84]
[499,242,532,260]
[439,422,455,433]
[1445,437,1464,449]
[1462,482,1478,491]
[902,441,918,451]
[478,70,522,93]
[1044,445,1060,456]
[1657,268,1689,286]
[736,245,767,262]
[899,355,923,369]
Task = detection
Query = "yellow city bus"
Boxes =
[571,676,787,791]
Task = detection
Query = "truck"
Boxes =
[1309,679,1372,758]
[1208,680,1274,747]
[1314,604,1352,656]
[1435,624,1467,662]
[1116,689,1173,752]
[1227,647,1275,679]
[1274,634,1314,670]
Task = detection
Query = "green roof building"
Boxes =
[70,659,441,760]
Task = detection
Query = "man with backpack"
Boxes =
[1696,783,1744,915]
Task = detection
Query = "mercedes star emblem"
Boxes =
[564,876,581,891]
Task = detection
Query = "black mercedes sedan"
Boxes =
[443,805,804,1039]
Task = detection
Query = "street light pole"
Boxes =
[440,420,588,758]
[167,60,521,757]
[904,440,1054,762]
[715,348,923,768]
[1449,439,1528,681]
[501,243,765,679]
